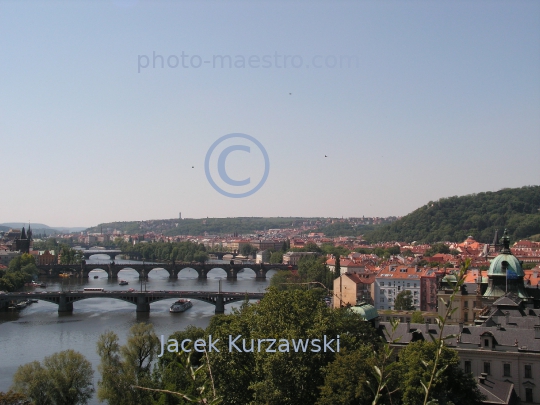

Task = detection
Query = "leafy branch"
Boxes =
[133,349,222,405]
[368,317,401,405]
[421,258,470,405]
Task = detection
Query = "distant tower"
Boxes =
[179,212,182,220]
[15,226,31,254]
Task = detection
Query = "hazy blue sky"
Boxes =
[1,0,539,227]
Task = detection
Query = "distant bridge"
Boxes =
[36,262,295,280]
[78,249,123,260]
[80,250,242,261]
[0,290,265,314]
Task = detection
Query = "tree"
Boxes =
[394,290,415,310]
[411,311,424,323]
[397,341,484,405]
[205,288,380,405]
[96,323,159,405]
[11,350,94,405]
[317,346,376,405]
[193,251,209,263]
[269,251,283,264]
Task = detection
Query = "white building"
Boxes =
[374,266,425,310]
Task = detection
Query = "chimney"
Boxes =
[459,322,464,333]
[406,321,411,333]
[535,325,540,339]
[496,324,501,330]
[505,311,510,325]
[479,372,487,385]
[425,321,430,333]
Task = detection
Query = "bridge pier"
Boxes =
[136,296,150,312]
[58,296,73,313]
[215,294,225,314]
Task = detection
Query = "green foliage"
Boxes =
[269,251,283,264]
[411,311,424,323]
[316,346,376,405]
[204,288,380,405]
[115,241,208,262]
[365,186,540,242]
[354,246,400,260]
[11,350,94,405]
[59,245,83,265]
[424,243,450,257]
[394,290,415,310]
[398,341,484,405]
[298,256,333,288]
[523,262,538,270]
[96,323,159,405]
[89,218,324,237]
[240,244,256,257]
[0,254,37,292]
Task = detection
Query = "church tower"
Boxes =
[483,229,528,299]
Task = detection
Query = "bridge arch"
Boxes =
[176,267,199,279]
[146,267,172,279]
[207,267,228,279]
[237,267,258,278]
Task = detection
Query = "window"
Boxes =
[407,283,410,287]
[380,289,385,294]
[464,361,471,374]
[484,339,489,348]
[525,364,532,379]
[380,297,385,302]
[464,300,468,308]
[464,312,468,322]
[526,388,533,403]
[503,363,511,377]
[381,282,384,286]
[398,286,401,291]
[388,298,392,303]
[484,362,491,375]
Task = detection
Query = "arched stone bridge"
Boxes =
[79,249,123,260]
[0,290,265,314]
[36,262,296,280]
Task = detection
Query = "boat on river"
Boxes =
[169,299,192,313]
[119,280,128,286]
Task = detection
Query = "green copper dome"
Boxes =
[487,229,524,277]
[487,254,524,277]
[483,229,528,299]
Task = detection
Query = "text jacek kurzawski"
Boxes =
[158,335,340,357]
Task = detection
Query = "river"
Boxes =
[0,256,275,402]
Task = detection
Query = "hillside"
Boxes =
[86,217,325,236]
[364,186,540,243]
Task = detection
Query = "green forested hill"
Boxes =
[86,217,322,236]
[364,186,540,243]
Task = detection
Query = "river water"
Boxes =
[0,257,275,402]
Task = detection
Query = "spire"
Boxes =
[27,223,32,240]
[500,229,511,254]
[20,226,27,240]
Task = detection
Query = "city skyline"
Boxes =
[1,1,539,227]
